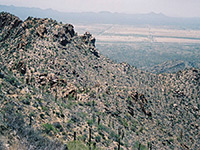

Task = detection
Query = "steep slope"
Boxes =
[0,12,199,150]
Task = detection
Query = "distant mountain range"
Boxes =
[1,5,200,29]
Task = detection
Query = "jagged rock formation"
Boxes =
[0,12,199,150]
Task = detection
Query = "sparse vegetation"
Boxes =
[0,12,199,150]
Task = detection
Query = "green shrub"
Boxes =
[98,124,109,133]
[66,141,88,150]
[67,141,102,150]
[87,119,94,127]
[109,130,119,141]
[68,93,76,101]
[42,123,58,134]
[133,141,148,150]
[95,135,101,142]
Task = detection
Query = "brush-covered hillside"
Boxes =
[0,12,199,150]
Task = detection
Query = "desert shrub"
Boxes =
[95,135,101,142]
[133,141,148,150]
[97,124,109,133]
[66,141,88,150]
[42,123,58,134]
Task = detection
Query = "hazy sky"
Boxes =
[1,0,200,17]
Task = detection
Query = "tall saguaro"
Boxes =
[89,127,92,150]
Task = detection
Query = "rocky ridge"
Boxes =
[0,12,199,150]
[145,60,197,74]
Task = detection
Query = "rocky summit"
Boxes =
[0,12,199,150]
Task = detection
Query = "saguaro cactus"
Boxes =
[89,127,92,150]
[74,131,76,141]
[97,115,100,125]
[118,138,121,150]
[138,143,141,150]
[118,127,122,150]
